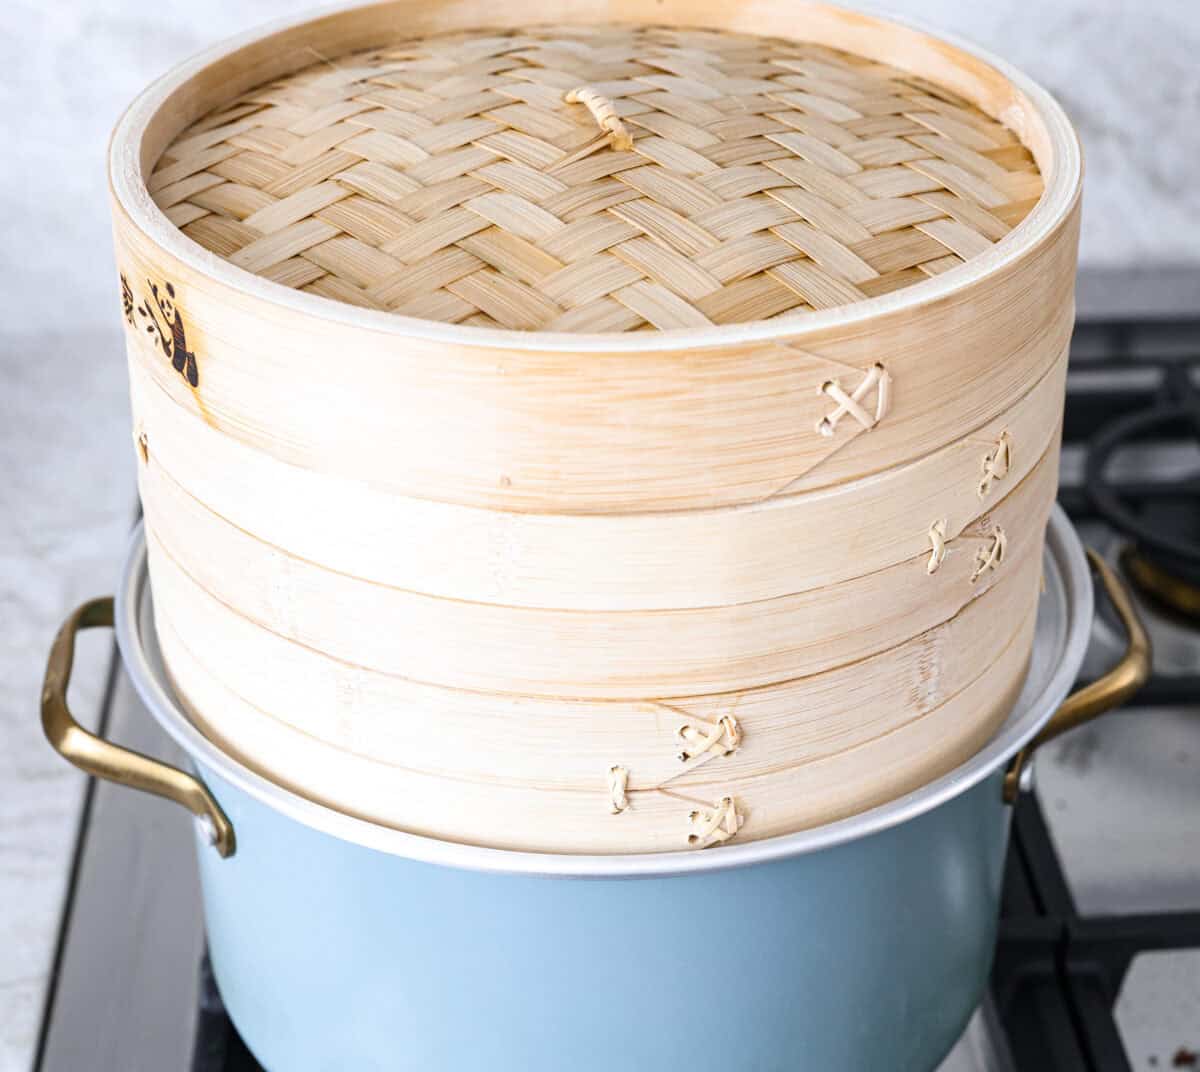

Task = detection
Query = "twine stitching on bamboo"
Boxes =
[677,714,741,763]
[817,364,891,437]
[608,765,630,814]
[646,699,744,771]
[978,431,1012,498]
[970,525,1007,584]
[564,87,633,151]
[688,796,742,848]
[608,701,745,843]
[927,520,1008,582]
[927,519,948,574]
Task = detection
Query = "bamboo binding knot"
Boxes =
[970,525,1007,584]
[677,714,742,763]
[133,423,149,465]
[928,520,1007,582]
[927,519,948,574]
[978,431,1013,498]
[688,796,743,848]
[608,765,630,814]
[564,87,634,151]
[817,363,891,437]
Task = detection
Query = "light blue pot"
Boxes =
[192,761,1012,1072]
[42,508,1148,1072]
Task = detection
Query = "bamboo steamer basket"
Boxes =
[139,436,1057,851]
[138,436,1058,698]
[128,346,1066,610]
[109,0,1081,853]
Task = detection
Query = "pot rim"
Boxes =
[115,505,1092,878]
[108,0,1082,355]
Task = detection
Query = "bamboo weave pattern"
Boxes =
[150,24,1044,331]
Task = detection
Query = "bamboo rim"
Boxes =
[109,0,1081,352]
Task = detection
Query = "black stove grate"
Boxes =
[1062,317,1200,707]
[995,317,1200,1071]
[193,958,261,1072]
[1058,318,1200,522]
[995,792,1200,1072]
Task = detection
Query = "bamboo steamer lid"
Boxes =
[112,1,1080,514]
[150,25,1044,332]
[110,1,1081,853]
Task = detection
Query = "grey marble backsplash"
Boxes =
[1,2,1197,1070]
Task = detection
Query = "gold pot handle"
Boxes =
[41,597,235,857]
[1003,550,1152,803]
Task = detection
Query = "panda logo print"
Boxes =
[122,273,199,388]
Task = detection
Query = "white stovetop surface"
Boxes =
[3,2,1199,1069]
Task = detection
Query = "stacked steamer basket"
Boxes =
[111,2,1080,853]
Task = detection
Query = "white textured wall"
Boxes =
[0,3,1197,1070]
[4,0,1199,334]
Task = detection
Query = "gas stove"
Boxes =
[33,316,1200,1072]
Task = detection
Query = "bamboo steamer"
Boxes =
[110,0,1081,853]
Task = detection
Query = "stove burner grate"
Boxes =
[1084,362,1200,607]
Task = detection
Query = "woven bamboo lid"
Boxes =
[149,24,1044,332]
